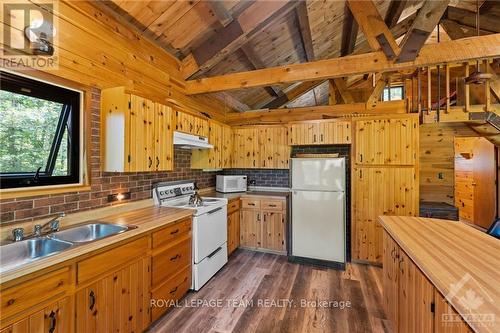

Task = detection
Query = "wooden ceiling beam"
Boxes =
[296,1,315,62]
[384,0,408,28]
[225,101,407,125]
[208,1,233,27]
[347,0,400,59]
[186,34,500,94]
[262,80,324,109]
[333,78,355,104]
[340,4,359,57]
[447,6,500,33]
[396,0,449,63]
[181,1,299,79]
[240,44,283,97]
[366,73,390,108]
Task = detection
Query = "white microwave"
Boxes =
[216,175,247,193]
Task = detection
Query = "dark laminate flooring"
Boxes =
[149,249,391,333]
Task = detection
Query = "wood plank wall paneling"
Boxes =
[0,0,229,120]
[419,123,477,205]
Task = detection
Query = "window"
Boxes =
[381,85,404,101]
[0,71,81,189]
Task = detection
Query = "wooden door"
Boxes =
[75,258,150,333]
[1,297,72,333]
[240,210,261,248]
[319,121,351,144]
[352,167,418,262]
[262,211,285,251]
[260,126,290,169]
[434,290,474,333]
[233,128,260,168]
[154,103,173,171]
[354,116,418,165]
[288,122,319,145]
[383,231,399,331]
[454,137,477,222]
[398,251,434,333]
[129,94,147,171]
[227,209,240,255]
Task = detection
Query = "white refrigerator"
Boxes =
[291,157,346,264]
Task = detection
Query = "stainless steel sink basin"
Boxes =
[49,222,132,243]
[0,238,73,273]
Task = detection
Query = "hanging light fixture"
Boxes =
[464,0,493,85]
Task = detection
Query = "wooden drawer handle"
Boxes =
[268,204,277,207]
[48,310,57,333]
[170,254,181,261]
[248,203,255,206]
[89,290,96,311]
[169,286,178,294]
[170,229,179,235]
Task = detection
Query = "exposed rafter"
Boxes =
[396,0,449,63]
[366,73,390,108]
[181,0,299,79]
[333,78,355,104]
[347,0,400,59]
[384,0,408,28]
[240,44,283,97]
[296,1,315,62]
[208,1,233,27]
[262,80,324,109]
[186,34,500,94]
[340,4,359,57]
[447,6,500,33]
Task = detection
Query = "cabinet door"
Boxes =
[288,123,319,145]
[233,128,260,168]
[262,212,285,252]
[75,257,150,333]
[240,210,261,248]
[383,231,399,331]
[398,251,434,333]
[260,127,290,169]
[227,209,240,255]
[154,103,173,171]
[319,121,351,144]
[129,94,147,171]
[144,99,155,171]
[221,125,233,168]
[209,121,223,168]
[352,167,418,262]
[2,297,72,333]
[354,116,418,165]
[434,291,474,333]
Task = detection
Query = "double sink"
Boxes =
[0,222,136,273]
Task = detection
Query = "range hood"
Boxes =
[173,131,213,149]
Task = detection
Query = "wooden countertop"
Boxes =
[379,216,500,333]
[0,206,192,285]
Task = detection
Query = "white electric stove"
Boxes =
[153,181,228,291]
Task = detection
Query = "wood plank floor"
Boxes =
[149,249,391,333]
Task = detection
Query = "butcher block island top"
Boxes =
[0,206,193,285]
[379,216,500,333]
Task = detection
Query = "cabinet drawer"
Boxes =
[151,266,191,321]
[152,236,191,288]
[1,267,71,320]
[152,218,191,249]
[241,198,260,209]
[227,199,241,214]
[77,237,148,284]
[262,200,284,211]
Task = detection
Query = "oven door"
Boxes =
[192,205,227,264]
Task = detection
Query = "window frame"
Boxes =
[0,70,83,189]
[381,85,404,102]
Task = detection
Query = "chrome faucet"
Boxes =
[12,228,24,242]
[33,212,65,237]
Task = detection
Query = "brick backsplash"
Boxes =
[222,169,290,187]
[0,89,217,224]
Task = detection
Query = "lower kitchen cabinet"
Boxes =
[75,257,151,333]
[0,297,72,333]
[240,197,286,253]
[227,199,241,255]
[434,291,474,333]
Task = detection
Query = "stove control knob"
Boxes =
[160,191,164,196]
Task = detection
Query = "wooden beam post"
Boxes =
[485,60,491,111]
[465,62,470,112]
[366,73,389,108]
[296,1,315,62]
[328,80,337,105]
[427,67,432,113]
[445,64,450,113]
[333,78,355,104]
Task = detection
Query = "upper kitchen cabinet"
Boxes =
[174,110,209,137]
[191,120,232,169]
[233,126,289,169]
[354,115,419,166]
[101,87,173,172]
[288,120,351,145]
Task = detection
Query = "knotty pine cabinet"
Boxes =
[175,110,209,137]
[288,120,351,145]
[383,231,473,333]
[232,126,290,169]
[352,114,419,264]
[101,87,173,172]
[240,197,286,253]
[227,199,241,255]
[191,120,232,169]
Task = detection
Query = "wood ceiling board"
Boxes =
[447,6,500,33]
[185,34,500,94]
[285,82,329,108]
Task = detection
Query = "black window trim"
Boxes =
[381,85,405,102]
[0,71,82,189]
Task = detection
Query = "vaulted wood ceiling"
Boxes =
[101,0,499,112]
